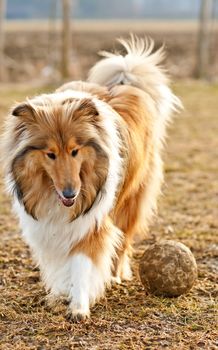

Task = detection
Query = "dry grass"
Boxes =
[0,81,218,349]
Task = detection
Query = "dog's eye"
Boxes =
[71,149,78,157]
[47,152,56,160]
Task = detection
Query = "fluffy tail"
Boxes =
[88,36,182,122]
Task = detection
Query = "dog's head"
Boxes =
[6,92,111,220]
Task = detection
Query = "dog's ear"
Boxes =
[76,98,99,118]
[11,102,36,123]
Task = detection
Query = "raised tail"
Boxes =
[88,35,182,123]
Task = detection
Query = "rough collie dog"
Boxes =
[1,37,181,320]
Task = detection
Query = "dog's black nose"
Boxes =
[62,188,76,199]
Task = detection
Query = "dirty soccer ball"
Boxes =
[139,240,198,297]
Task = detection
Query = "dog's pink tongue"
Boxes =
[58,195,75,207]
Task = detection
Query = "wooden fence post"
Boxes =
[0,0,6,81]
[61,0,72,79]
[197,0,213,79]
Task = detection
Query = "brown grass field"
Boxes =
[0,79,217,349]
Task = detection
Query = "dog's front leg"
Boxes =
[66,219,122,321]
[67,253,97,321]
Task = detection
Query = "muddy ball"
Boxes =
[139,240,197,297]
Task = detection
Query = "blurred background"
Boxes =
[0,0,218,84]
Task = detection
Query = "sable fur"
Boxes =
[1,36,181,320]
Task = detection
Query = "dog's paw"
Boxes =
[66,309,90,323]
[111,276,121,284]
[121,268,133,281]
[66,301,90,322]
[117,257,133,282]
